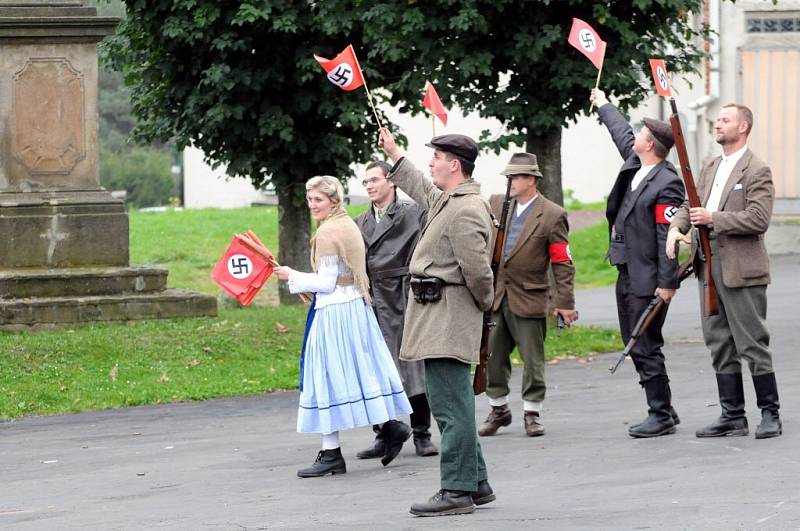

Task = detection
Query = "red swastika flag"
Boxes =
[211,235,273,305]
[423,81,448,126]
[649,59,672,97]
[314,44,365,92]
[568,18,607,70]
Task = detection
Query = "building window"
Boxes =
[746,13,800,33]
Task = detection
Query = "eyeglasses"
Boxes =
[361,176,385,187]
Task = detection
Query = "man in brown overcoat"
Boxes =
[667,103,781,439]
[354,160,438,461]
[477,153,577,438]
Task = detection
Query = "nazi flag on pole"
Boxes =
[567,18,607,70]
[211,235,273,305]
[314,44,365,92]
[649,58,672,97]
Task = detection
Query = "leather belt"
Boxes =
[371,266,409,280]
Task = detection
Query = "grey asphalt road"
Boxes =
[2,254,799,531]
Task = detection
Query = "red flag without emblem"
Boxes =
[649,59,672,97]
[423,81,448,126]
[314,44,365,92]
[568,18,606,70]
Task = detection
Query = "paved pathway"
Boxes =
[2,255,799,530]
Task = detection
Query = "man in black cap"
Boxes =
[590,88,686,438]
[378,127,496,516]
[478,152,577,438]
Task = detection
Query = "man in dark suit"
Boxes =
[667,103,781,439]
[591,88,686,438]
[354,160,438,462]
[477,153,577,438]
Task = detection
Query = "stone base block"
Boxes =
[0,266,167,298]
[0,289,217,329]
[0,190,129,268]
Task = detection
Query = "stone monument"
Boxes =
[0,1,217,327]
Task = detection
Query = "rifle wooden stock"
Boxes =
[668,98,719,316]
[473,178,513,395]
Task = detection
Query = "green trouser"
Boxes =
[486,298,547,403]
[424,358,488,492]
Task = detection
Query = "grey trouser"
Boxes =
[699,240,773,375]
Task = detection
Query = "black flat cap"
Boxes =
[425,134,479,163]
[642,118,675,150]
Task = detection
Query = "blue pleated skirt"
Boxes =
[297,297,413,434]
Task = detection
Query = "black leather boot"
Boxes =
[380,419,412,466]
[629,376,676,438]
[696,373,749,437]
[471,479,496,506]
[297,448,346,478]
[409,489,475,516]
[753,372,782,439]
[410,393,438,456]
[356,425,385,459]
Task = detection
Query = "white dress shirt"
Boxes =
[515,195,537,217]
[706,145,748,213]
[631,164,655,191]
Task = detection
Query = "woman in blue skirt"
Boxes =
[275,175,413,478]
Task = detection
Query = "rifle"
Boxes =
[609,260,693,374]
[668,98,719,316]
[473,177,513,395]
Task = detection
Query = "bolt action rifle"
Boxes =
[669,98,719,316]
[473,177,513,395]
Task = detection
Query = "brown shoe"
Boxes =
[524,411,545,437]
[478,404,512,436]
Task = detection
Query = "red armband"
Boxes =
[655,204,679,224]
[549,242,572,263]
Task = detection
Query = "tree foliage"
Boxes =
[355,0,711,203]
[105,1,711,296]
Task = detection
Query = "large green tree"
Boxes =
[355,0,711,205]
[106,1,389,302]
[107,1,710,303]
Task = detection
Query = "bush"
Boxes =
[100,146,175,208]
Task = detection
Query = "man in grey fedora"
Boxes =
[478,152,577,438]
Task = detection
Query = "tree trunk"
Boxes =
[526,127,563,206]
[277,186,310,305]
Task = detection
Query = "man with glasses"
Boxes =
[354,160,438,464]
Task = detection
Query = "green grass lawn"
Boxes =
[0,206,620,420]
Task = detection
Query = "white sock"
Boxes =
[523,400,542,414]
[488,395,509,407]
[322,432,340,450]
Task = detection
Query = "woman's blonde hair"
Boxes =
[306,175,345,207]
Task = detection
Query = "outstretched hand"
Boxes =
[378,127,403,162]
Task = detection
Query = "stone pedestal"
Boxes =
[0,1,217,328]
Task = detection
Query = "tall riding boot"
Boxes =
[696,373,748,437]
[628,376,676,438]
[753,373,782,439]
[409,393,438,457]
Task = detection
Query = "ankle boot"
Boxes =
[629,376,676,438]
[380,420,412,466]
[478,404,512,436]
[696,373,749,437]
[409,489,475,516]
[356,424,385,459]
[753,372,782,439]
[297,448,346,478]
